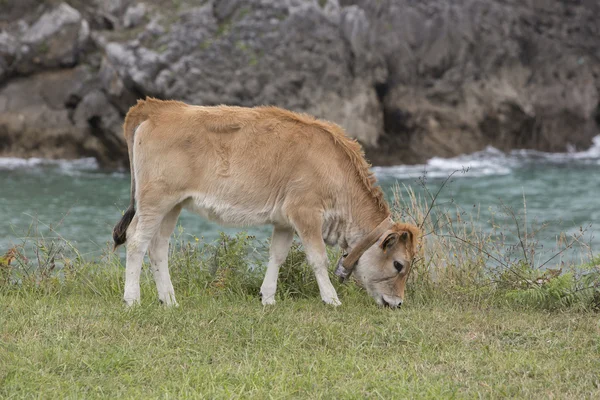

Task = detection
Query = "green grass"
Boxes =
[2,185,599,398]
[1,232,599,398]
[1,273,599,398]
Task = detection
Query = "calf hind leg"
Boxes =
[148,205,182,306]
[123,211,165,306]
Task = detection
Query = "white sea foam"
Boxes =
[374,135,600,180]
[510,135,600,162]
[2,136,599,179]
[374,146,515,179]
[0,157,99,172]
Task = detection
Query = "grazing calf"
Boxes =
[113,98,421,308]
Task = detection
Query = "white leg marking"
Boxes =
[123,214,163,306]
[260,226,294,305]
[291,210,341,306]
[306,249,341,306]
[148,207,181,306]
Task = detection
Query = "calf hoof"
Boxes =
[123,298,140,307]
[262,297,276,306]
[260,291,276,306]
[322,297,342,307]
[158,298,179,307]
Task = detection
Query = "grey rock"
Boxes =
[79,19,90,48]
[98,0,381,143]
[73,89,126,164]
[0,67,126,168]
[0,3,88,80]
[0,32,19,81]
[22,3,81,43]
[145,17,166,35]
[213,0,244,21]
[0,0,599,167]
[92,0,131,19]
[123,3,147,28]
[350,0,600,164]
[98,57,138,114]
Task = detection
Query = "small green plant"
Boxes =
[236,6,251,20]
[199,39,212,50]
[216,20,231,37]
[37,42,49,54]
[155,43,169,53]
[205,232,263,297]
[277,242,319,299]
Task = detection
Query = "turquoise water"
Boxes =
[1,139,599,263]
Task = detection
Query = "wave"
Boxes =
[510,135,600,161]
[374,135,600,180]
[2,135,599,180]
[0,157,99,173]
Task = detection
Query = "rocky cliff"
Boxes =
[1,0,599,168]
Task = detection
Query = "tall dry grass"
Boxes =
[392,175,599,309]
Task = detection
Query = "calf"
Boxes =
[113,98,420,307]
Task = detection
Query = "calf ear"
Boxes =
[380,231,400,252]
[398,230,413,248]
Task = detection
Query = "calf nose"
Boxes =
[381,297,403,308]
[390,301,402,309]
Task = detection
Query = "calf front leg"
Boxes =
[260,225,294,305]
[290,210,341,306]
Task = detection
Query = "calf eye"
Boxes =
[394,261,404,273]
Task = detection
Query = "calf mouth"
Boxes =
[380,296,402,309]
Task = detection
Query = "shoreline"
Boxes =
[2,136,599,179]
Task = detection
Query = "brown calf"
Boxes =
[113,98,420,307]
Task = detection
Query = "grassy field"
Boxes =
[1,188,599,398]
[1,232,599,399]
[1,271,599,399]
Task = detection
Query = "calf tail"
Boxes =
[112,99,150,250]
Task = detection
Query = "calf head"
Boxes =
[348,223,421,308]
